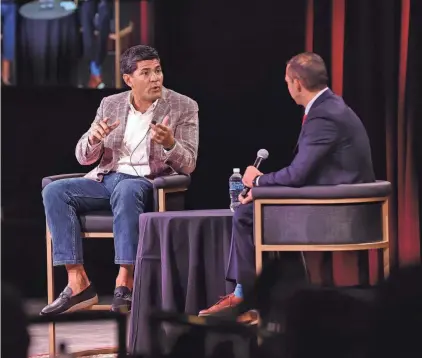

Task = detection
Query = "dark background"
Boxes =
[2,0,421,298]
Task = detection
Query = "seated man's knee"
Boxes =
[111,180,149,208]
[233,203,253,223]
[42,180,67,206]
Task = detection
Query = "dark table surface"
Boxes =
[129,209,238,355]
[17,0,79,86]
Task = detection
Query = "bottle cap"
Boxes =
[233,168,240,173]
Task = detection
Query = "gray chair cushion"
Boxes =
[261,202,383,245]
[79,211,113,233]
[254,181,391,245]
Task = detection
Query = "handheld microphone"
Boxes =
[240,148,269,197]
[151,114,169,127]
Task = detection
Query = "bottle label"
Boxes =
[229,182,244,191]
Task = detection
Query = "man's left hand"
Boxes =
[242,166,263,188]
[239,190,253,204]
[150,115,175,149]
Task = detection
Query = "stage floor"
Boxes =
[25,298,119,357]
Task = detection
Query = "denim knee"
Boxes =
[42,181,66,207]
[110,180,150,210]
[110,184,136,206]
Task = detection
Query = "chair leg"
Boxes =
[46,228,56,357]
[255,247,263,275]
[383,246,390,278]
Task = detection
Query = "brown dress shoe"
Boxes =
[87,75,105,89]
[198,293,243,316]
[2,59,11,85]
[237,310,259,325]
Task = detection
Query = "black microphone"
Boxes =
[151,114,169,126]
[240,149,269,197]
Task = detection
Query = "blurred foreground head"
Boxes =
[1,283,30,358]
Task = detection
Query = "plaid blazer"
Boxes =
[75,88,199,181]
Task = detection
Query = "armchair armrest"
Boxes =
[42,173,86,189]
[153,174,191,190]
[252,181,391,200]
[152,175,190,212]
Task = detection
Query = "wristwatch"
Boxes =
[252,175,260,187]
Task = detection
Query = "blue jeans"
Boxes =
[42,172,153,266]
[1,2,16,61]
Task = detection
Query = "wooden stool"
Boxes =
[42,173,190,357]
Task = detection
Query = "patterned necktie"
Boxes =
[302,114,307,125]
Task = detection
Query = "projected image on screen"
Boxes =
[6,0,154,88]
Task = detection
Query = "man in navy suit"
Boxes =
[199,52,375,322]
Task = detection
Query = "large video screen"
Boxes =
[1,0,154,88]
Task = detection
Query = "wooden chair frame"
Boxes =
[254,196,390,278]
[253,196,390,342]
[46,187,186,357]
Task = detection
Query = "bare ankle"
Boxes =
[66,264,90,295]
[116,265,134,290]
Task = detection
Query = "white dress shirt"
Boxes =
[87,92,177,177]
[304,87,329,115]
[115,96,158,177]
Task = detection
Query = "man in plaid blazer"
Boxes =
[41,45,199,316]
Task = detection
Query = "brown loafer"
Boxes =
[237,310,259,325]
[198,293,243,316]
[87,75,105,89]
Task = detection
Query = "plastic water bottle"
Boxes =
[229,168,244,212]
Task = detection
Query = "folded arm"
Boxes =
[258,117,338,187]
[163,101,199,175]
[75,99,105,165]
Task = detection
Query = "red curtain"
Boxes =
[304,0,421,284]
[140,0,149,44]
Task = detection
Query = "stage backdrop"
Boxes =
[304,0,422,285]
[2,0,421,298]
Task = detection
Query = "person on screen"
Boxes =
[198,52,376,323]
[79,0,111,88]
[1,0,16,85]
[40,45,199,315]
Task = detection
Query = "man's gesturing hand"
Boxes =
[89,118,120,145]
[150,115,175,150]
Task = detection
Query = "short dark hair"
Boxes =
[120,45,160,75]
[287,52,328,91]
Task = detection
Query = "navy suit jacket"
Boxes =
[258,89,375,187]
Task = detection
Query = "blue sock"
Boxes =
[233,284,243,298]
[90,61,101,76]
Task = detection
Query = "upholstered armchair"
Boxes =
[252,181,391,281]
